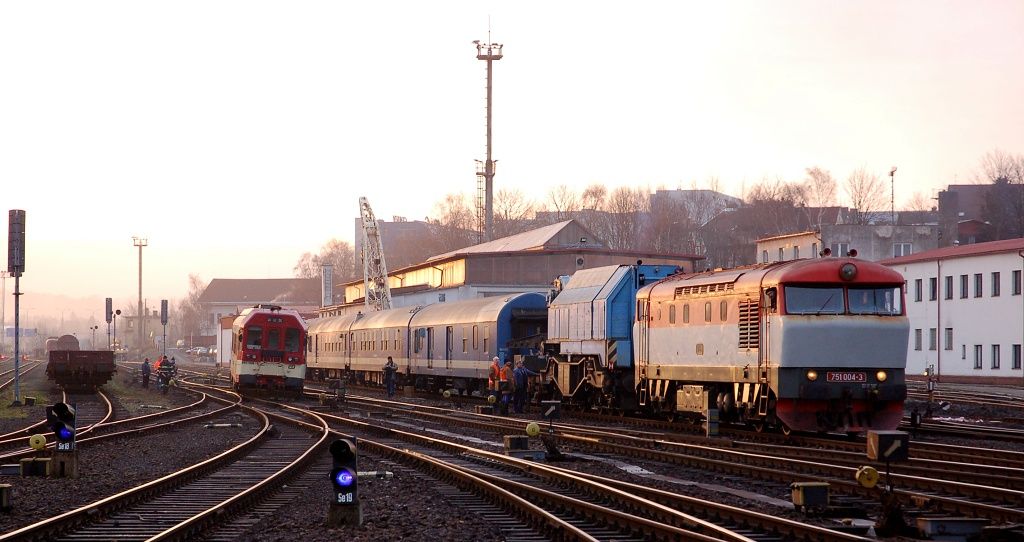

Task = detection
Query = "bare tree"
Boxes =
[493,188,536,239]
[845,167,887,224]
[544,185,581,222]
[294,239,358,281]
[580,184,607,210]
[978,150,1024,239]
[426,193,479,253]
[802,167,837,230]
[744,176,804,235]
[175,274,207,344]
[602,186,648,249]
[904,191,932,212]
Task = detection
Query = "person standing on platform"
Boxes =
[512,360,539,414]
[383,356,398,398]
[141,358,151,389]
[488,356,502,401]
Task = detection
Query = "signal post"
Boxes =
[47,402,78,478]
[327,438,362,527]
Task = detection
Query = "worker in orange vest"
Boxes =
[498,359,515,415]
[488,356,501,400]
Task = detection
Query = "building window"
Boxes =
[974,273,983,297]
[914,329,922,351]
[778,247,784,261]
[974,345,983,369]
[944,276,953,300]
[831,242,849,257]
[944,328,953,350]
[962,344,966,360]
[992,344,1001,369]
[1014,345,1022,370]
[1014,270,1022,296]
[893,243,912,257]
[762,250,768,263]
[992,272,1001,296]
[812,243,818,257]
[914,279,922,302]
[793,246,799,259]
[929,277,937,301]
[928,328,936,351]
[960,274,968,299]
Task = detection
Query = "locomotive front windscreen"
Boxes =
[784,286,902,315]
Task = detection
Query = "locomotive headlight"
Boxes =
[839,263,858,281]
[876,370,888,382]
[806,370,818,381]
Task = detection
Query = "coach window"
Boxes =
[704,302,712,322]
[285,328,300,352]
[669,305,676,324]
[720,300,728,321]
[463,327,468,353]
[414,329,423,353]
[473,325,478,349]
[683,304,690,323]
[483,327,489,354]
[246,326,262,348]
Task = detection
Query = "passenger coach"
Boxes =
[307,293,548,393]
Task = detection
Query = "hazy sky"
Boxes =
[2,1,1022,319]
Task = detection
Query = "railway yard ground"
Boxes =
[0,358,1022,542]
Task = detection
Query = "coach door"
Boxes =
[635,297,651,405]
[426,327,435,369]
[445,326,454,370]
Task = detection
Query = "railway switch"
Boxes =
[327,438,362,527]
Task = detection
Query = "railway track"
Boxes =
[0,387,327,542]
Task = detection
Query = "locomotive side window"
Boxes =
[784,286,844,314]
[683,304,690,323]
[720,300,728,321]
[848,287,902,315]
[247,326,263,348]
[285,328,300,352]
[669,305,676,324]
[704,302,712,322]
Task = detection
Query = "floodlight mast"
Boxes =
[359,197,392,312]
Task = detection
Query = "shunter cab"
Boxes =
[230,304,308,391]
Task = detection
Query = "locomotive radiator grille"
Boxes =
[738,299,760,350]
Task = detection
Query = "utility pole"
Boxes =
[889,167,897,226]
[474,36,503,242]
[8,210,26,405]
[132,237,147,360]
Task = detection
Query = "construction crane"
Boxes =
[359,197,392,311]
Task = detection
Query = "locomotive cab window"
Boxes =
[784,286,843,314]
[848,287,902,315]
[246,326,263,348]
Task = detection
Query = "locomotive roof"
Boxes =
[643,258,905,297]
[410,292,547,326]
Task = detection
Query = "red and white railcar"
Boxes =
[230,305,307,392]
[635,257,907,433]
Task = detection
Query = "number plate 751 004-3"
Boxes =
[827,371,866,383]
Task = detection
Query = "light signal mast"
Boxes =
[359,197,392,311]
[474,37,502,242]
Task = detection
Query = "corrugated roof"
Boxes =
[198,278,321,305]
[428,220,601,261]
[880,237,1024,266]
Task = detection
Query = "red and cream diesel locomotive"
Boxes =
[230,305,308,392]
[634,256,908,433]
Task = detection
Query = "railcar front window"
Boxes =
[848,287,903,315]
[784,287,843,314]
[285,328,300,351]
[267,329,281,350]
[246,326,263,348]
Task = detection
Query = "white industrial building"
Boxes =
[883,238,1024,383]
